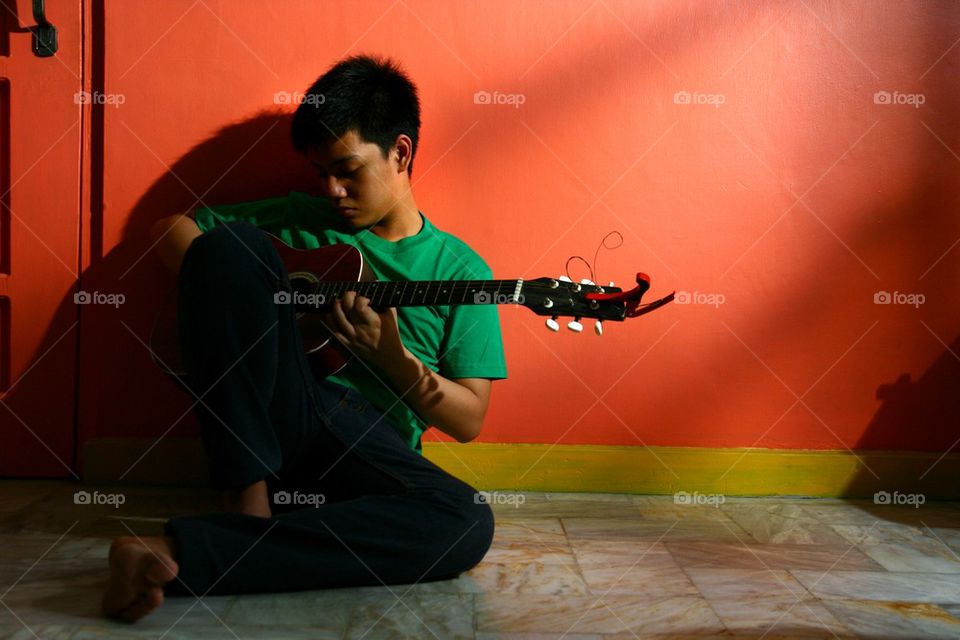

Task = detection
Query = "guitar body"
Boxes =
[150,236,374,381]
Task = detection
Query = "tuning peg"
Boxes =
[580,278,595,285]
[595,320,603,336]
[558,275,573,283]
[545,316,560,332]
[608,281,615,287]
[568,317,583,333]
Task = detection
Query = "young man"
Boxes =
[103,54,507,622]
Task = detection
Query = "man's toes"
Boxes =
[103,541,178,622]
[144,555,178,586]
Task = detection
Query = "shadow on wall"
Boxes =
[840,330,960,503]
[862,335,960,451]
[74,111,321,467]
[118,111,314,243]
[0,107,317,475]
[840,0,960,503]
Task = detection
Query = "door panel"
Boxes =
[0,0,82,476]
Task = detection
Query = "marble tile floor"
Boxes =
[1,481,959,638]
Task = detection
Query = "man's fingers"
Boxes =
[353,295,369,312]
[339,290,356,313]
[329,299,357,338]
[345,293,378,325]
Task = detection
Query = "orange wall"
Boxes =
[78,0,960,455]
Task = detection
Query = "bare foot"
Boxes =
[102,535,179,622]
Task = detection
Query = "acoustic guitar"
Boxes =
[150,231,675,379]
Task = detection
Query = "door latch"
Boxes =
[32,0,58,57]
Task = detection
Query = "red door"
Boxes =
[0,0,83,476]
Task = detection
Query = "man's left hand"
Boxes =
[321,290,407,370]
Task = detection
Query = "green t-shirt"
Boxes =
[190,191,508,453]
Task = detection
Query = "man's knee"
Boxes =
[184,221,281,283]
[191,221,265,261]
[468,495,496,557]
[441,487,496,573]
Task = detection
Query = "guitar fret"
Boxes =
[376,283,386,307]
[381,282,391,308]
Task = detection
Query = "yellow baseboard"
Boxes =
[423,442,960,499]
[81,438,960,499]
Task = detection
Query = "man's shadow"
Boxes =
[74,109,322,481]
[844,329,960,526]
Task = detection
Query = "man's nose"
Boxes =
[320,176,347,199]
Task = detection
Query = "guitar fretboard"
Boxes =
[292,279,525,309]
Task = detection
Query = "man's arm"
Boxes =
[380,356,492,443]
[321,291,494,443]
[150,212,202,275]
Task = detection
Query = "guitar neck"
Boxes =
[295,279,525,309]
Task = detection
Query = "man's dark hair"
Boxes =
[291,54,422,176]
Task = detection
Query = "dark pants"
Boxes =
[162,220,494,597]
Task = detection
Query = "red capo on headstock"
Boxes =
[584,272,675,319]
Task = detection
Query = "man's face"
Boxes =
[306,130,401,228]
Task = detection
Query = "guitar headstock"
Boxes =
[521,273,675,335]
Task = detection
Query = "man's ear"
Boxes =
[394,135,412,173]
